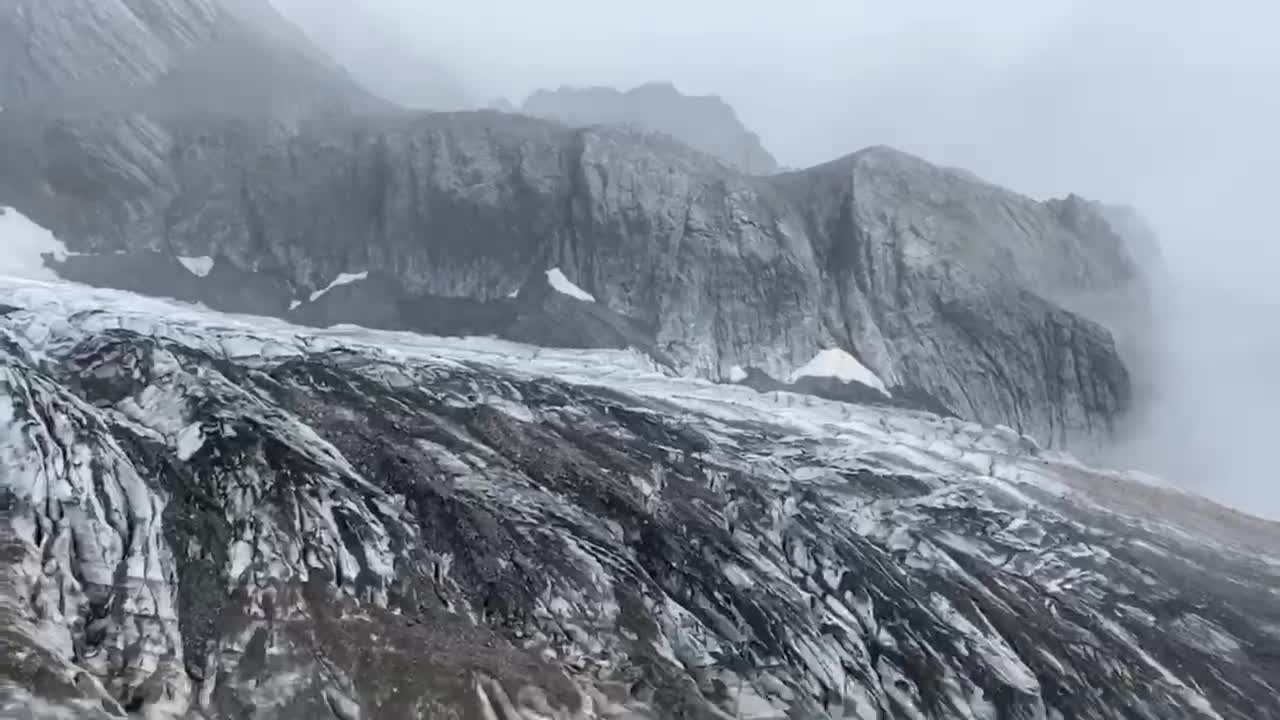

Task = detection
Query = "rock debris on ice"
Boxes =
[1,275,1277,720]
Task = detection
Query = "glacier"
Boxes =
[1,274,1278,719]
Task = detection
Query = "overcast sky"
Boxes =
[276,0,1280,516]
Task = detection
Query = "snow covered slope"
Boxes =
[789,348,889,396]
[1,276,1278,719]
[0,207,68,281]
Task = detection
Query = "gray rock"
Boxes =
[524,81,780,174]
[0,0,219,108]
[0,0,1150,452]
[2,110,1145,451]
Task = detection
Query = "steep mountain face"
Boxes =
[523,82,780,174]
[0,0,368,116]
[0,0,219,107]
[0,113,1141,451]
[0,0,1147,455]
[2,278,1278,720]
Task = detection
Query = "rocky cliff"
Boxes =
[0,0,1147,454]
[2,277,1278,720]
[523,82,779,175]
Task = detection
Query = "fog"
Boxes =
[275,0,1280,517]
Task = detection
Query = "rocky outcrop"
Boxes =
[2,278,1278,719]
[0,0,372,116]
[0,0,1148,452]
[2,111,1141,450]
[286,267,667,362]
[523,81,780,174]
[0,0,219,107]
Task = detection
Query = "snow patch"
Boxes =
[0,207,68,281]
[310,271,369,302]
[546,267,595,302]
[175,422,205,461]
[289,300,302,311]
[728,365,748,383]
[789,348,889,395]
[177,255,215,277]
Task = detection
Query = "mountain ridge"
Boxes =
[0,0,1149,454]
[523,81,780,175]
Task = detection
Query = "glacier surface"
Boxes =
[0,275,1277,719]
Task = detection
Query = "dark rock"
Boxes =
[1,292,1277,719]
[0,0,1151,456]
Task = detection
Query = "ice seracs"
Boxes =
[788,348,889,395]
[177,255,215,277]
[310,271,370,302]
[0,207,68,281]
[546,267,595,302]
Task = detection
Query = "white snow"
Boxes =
[2,273,1275,719]
[0,274,1248,540]
[0,207,68,281]
[309,271,369,302]
[175,422,205,461]
[788,348,889,396]
[546,267,595,302]
[177,255,215,277]
[289,300,302,311]
[728,365,749,383]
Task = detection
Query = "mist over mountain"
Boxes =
[276,0,1280,520]
[2,1,1279,719]
[523,82,779,174]
[0,5,1148,455]
[267,0,471,110]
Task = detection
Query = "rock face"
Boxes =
[0,0,219,106]
[0,0,369,114]
[2,117,1141,451]
[2,278,1279,720]
[523,81,780,174]
[0,0,1147,454]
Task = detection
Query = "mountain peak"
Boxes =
[522,81,779,174]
